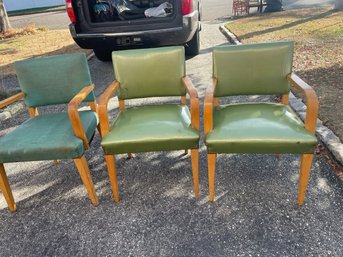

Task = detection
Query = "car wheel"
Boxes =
[93,49,112,62]
[185,30,200,56]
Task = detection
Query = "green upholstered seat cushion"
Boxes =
[112,46,186,100]
[101,104,199,154]
[0,111,98,163]
[15,53,95,107]
[213,41,293,96]
[205,103,317,154]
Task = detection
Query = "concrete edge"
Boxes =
[0,51,96,122]
[219,24,343,166]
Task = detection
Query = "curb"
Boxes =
[219,24,343,166]
[0,51,95,122]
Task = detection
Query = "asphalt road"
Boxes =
[2,1,343,256]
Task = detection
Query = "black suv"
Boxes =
[66,0,201,61]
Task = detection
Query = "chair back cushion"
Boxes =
[15,53,95,107]
[213,41,293,96]
[112,46,186,100]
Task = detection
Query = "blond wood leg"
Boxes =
[0,164,16,212]
[298,153,314,206]
[73,156,99,206]
[104,155,119,203]
[214,97,219,107]
[53,160,61,164]
[127,153,133,159]
[28,107,39,118]
[97,124,102,138]
[281,93,289,105]
[88,101,102,138]
[181,95,186,105]
[208,153,217,202]
[191,149,199,197]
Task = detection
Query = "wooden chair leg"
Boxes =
[97,124,102,138]
[73,156,99,206]
[191,149,199,197]
[208,153,217,202]
[184,149,188,155]
[0,164,16,212]
[53,160,61,164]
[298,153,314,206]
[104,155,119,203]
[127,153,133,159]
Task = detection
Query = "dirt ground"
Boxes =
[225,7,343,142]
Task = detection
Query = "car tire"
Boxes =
[185,30,200,56]
[93,49,112,62]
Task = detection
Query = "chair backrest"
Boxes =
[15,53,95,107]
[213,41,293,97]
[112,46,186,100]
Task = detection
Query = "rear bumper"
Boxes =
[70,13,198,50]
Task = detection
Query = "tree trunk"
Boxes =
[0,0,11,33]
[335,0,343,10]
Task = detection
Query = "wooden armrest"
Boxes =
[0,92,25,109]
[98,81,120,136]
[287,73,319,134]
[182,76,199,130]
[204,78,217,135]
[68,84,95,149]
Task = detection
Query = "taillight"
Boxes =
[182,0,192,15]
[66,0,76,23]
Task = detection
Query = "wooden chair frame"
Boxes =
[0,85,99,212]
[204,73,319,205]
[98,77,200,203]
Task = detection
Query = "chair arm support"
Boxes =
[182,76,200,130]
[204,78,217,135]
[98,81,120,137]
[0,92,25,109]
[287,73,319,134]
[68,84,95,149]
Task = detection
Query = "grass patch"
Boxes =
[0,24,47,40]
[0,24,91,78]
[225,7,343,141]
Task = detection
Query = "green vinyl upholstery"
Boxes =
[0,111,98,162]
[207,42,317,154]
[101,104,199,154]
[101,46,200,202]
[112,46,186,100]
[206,42,318,204]
[213,41,293,96]
[0,53,100,211]
[205,103,317,154]
[15,53,95,107]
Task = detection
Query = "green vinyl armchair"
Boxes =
[98,46,200,202]
[204,42,318,205]
[0,53,99,212]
